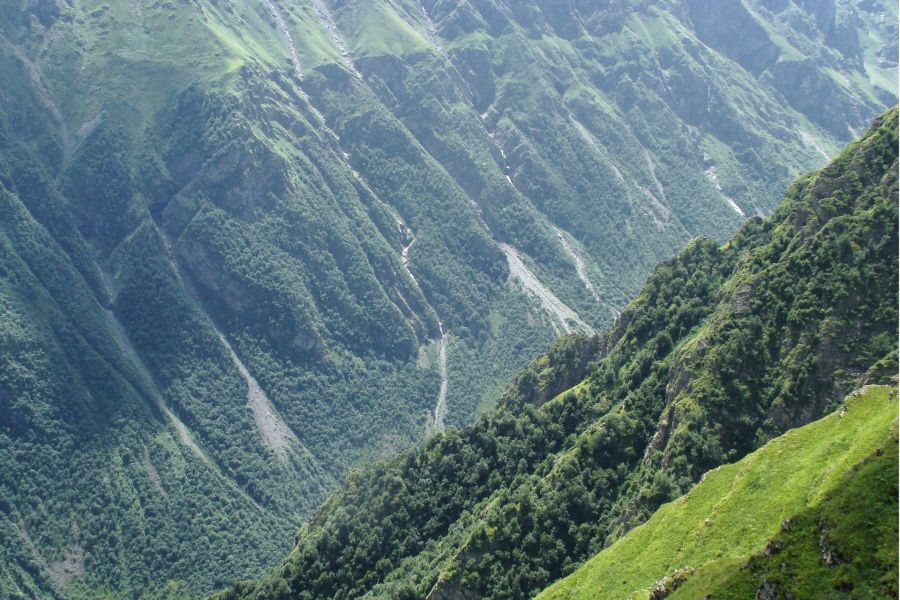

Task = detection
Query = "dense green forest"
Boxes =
[218,107,898,600]
[0,0,897,596]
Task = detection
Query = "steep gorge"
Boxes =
[220,106,898,600]
[0,0,895,596]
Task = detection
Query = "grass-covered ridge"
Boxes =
[674,421,898,599]
[537,384,899,599]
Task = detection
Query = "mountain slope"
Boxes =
[536,384,898,599]
[216,108,898,599]
[672,429,898,600]
[0,0,896,596]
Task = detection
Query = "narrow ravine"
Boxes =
[259,0,449,434]
[262,0,444,435]
[216,332,300,460]
[432,322,449,432]
[637,146,697,236]
[14,518,84,589]
[3,37,72,173]
[151,224,303,463]
[704,164,746,217]
[343,161,450,434]
[552,226,600,304]
[419,2,443,50]
[99,269,280,513]
[569,116,604,160]
[97,270,210,465]
[568,115,628,183]
[262,0,303,80]
[261,0,334,131]
[643,148,669,208]
[474,113,595,336]
[499,243,594,336]
[800,129,832,161]
[394,216,450,434]
[260,0,344,143]
[309,0,361,77]
[552,226,623,321]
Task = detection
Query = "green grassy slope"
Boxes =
[213,108,898,600]
[537,384,898,599]
[0,0,897,596]
[674,420,898,600]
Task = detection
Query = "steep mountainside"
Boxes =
[0,0,896,596]
[218,107,898,600]
[537,384,898,599]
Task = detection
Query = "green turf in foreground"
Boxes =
[537,385,898,600]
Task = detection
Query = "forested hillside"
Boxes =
[0,0,896,596]
[218,107,898,600]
